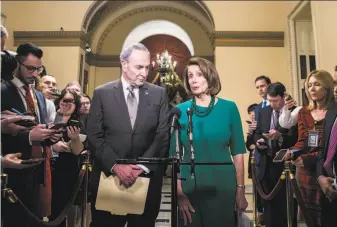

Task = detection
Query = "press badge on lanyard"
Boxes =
[308,121,319,147]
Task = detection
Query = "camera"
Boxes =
[50,88,61,97]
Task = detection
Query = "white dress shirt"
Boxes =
[46,99,56,124]
[11,77,40,121]
[112,76,150,174]
[279,106,302,129]
[11,77,42,145]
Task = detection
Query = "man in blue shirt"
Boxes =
[246,75,271,217]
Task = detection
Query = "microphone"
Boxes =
[187,108,193,141]
[170,107,181,135]
[186,108,195,179]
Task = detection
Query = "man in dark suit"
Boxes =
[317,102,337,227]
[246,76,271,218]
[87,43,170,227]
[252,76,271,169]
[254,82,298,227]
[1,43,62,227]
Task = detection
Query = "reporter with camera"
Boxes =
[1,43,62,227]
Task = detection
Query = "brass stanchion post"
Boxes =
[284,161,293,227]
[80,152,91,227]
[250,152,262,227]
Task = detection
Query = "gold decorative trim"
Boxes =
[13,31,88,49]
[97,5,214,53]
[86,54,121,67]
[214,31,284,47]
[86,54,214,67]
[83,1,215,33]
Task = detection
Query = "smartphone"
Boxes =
[290,149,303,160]
[50,122,67,130]
[21,158,44,165]
[263,133,271,138]
[246,120,252,124]
[285,95,293,101]
[258,141,268,147]
[68,120,80,128]
[15,119,37,127]
[1,114,34,120]
[273,149,288,162]
[50,89,61,97]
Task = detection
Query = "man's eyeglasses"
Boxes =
[18,61,43,74]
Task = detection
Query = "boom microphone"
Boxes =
[170,107,181,134]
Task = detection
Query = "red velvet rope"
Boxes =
[3,168,86,227]
[250,161,285,200]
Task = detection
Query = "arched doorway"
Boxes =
[82,1,215,95]
[141,34,191,106]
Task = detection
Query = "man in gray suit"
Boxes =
[87,43,170,227]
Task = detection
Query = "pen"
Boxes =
[11,108,24,116]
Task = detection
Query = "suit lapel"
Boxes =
[133,83,150,132]
[325,105,337,149]
[35,90,46,124]
[5,81,26,113]
[266,106,273,130]
[113,80,132,131]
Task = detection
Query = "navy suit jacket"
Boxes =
[253,102,264,165]
[317,103,337,177]
[254,106,298,180]
[1,80,53,217]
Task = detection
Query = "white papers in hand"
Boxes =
[95,173,150,215]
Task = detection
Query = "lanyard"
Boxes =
[10,81,39,123]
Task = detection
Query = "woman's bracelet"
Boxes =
[237,184,245,188]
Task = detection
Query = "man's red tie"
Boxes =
[23,85,52,217]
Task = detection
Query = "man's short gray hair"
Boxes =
[120,43,149,62]
[1,25,9,38]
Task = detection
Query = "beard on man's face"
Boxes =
[17,67,35,85]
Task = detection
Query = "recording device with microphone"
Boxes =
[170,107,181,135]
[187,108,193,141]
[169,107,183,162]
[186,108,195,179]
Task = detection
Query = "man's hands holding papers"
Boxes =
[114,164,144,188]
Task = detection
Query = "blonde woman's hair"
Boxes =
[305,70,335,110]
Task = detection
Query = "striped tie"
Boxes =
[127,85,138,128]
[323,120,337,177]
